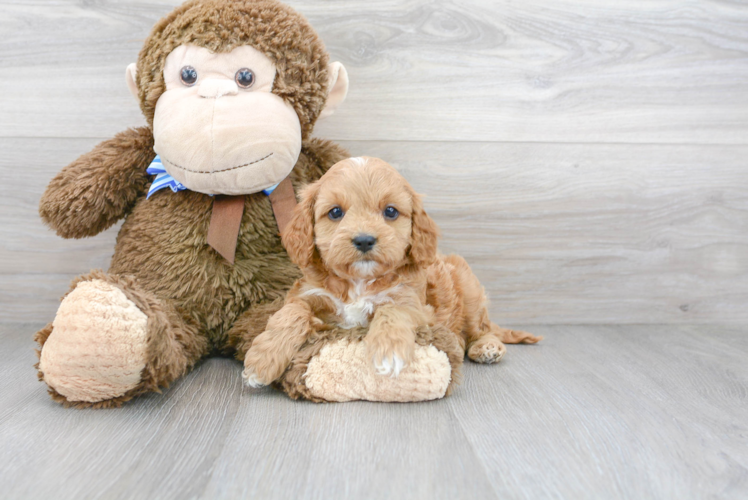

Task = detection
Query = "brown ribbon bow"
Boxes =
[206,176,297,264]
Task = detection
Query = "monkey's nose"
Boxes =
[352,234,377,253]
[198,79,239,98]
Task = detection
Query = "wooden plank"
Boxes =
[1,323,746,499]
[1,0,747,143]
[0,322,496,500]
[0,274,75,326]
[371,141,748,325]
[200,394,497,500]
[0,137,118,277]
[448,324,748,499]
[0,323,246,500]
[4,138,747,324]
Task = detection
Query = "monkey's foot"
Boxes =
[38,279,149,403]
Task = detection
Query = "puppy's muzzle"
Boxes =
[352,234,377,254]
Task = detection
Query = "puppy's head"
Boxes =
[282,157,439,278]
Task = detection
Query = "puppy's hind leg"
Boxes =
[494,325,542,345]
[466,307,543,364]
[467,320,543,364]
[466,318,508,364]
[441,254,541,364]
[466,301,543,364]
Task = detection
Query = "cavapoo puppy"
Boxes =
[243,157,541,387]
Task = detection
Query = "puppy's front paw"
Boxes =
[242,366,268,388]
[365,332,415,378]
[242,338,287,388]
[373,354,405,378]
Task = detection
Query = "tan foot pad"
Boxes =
[304,339,452,402]
[468,339,506,364]
[39,279,148,403]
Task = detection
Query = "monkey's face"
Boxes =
[151,44,302,195]
[128,0,349,196]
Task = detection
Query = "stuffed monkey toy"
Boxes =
[35,0,462,407]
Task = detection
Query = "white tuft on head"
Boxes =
[348,157,367,167]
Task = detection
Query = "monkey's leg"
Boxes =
[35,270,208,408]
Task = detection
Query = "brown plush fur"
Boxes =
[242,157,541,388]
[35,0,349,407]
[39,127,154,238]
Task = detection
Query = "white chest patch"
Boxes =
[302,280,402,329]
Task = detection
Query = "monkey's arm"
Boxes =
[39,127,154,239]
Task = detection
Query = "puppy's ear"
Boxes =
[282,182,319,268]
[408,192,440,267]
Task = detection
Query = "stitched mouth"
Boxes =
[161,152,274,174]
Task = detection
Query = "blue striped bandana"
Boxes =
[146,155,279,198]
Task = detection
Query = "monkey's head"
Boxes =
[125,0,348,195]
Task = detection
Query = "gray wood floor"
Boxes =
[1,323,746,500]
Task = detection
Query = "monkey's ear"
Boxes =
[319,62,349,119]
[125,63,139,99]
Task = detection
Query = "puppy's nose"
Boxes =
[352,234,377,253]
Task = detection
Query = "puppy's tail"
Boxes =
[495,326,543,344]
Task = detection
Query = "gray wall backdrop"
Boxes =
[1,0,747,324]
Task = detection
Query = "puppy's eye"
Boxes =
[328,206,344,221]
[235,68,255,89]
[383,206,399,220]
[180,66,198,86]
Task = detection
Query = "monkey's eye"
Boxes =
[180,66,198,86]
[383,206,399,220]
[328,206,344,221]
[235,68,255,89]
